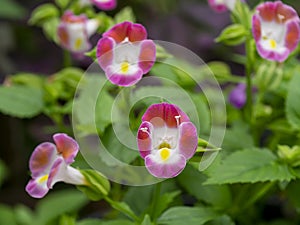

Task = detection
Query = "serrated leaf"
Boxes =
[286,69,300,130]
[114,7,135,24]
[0,85,43,118]
[29,4,59,26]
[158,206,219,225]
[9,73,44,89]
[36,190,88,224]
[204,149,295,185]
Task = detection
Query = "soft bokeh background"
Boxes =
[1,0,300,218]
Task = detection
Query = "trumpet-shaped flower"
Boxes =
[208,0,242,12]
[80,0,117,10]
[57,11,99,53]
[96,21,156,87]
[137,103,198,178]
[25,134,86,198]
[252,1,300,62]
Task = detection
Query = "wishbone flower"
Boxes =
[57,11,99,53]
[80,0,117,11]
[208,0,243,12]
[25,133,86,198]
[137,103,198,178]
[96,21,156,87]
[252,1,300,62]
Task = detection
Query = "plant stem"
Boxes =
[63,50,72,68]
[150,182,162,223]
[245,38,253,123]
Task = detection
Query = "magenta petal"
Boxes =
[25,179,49,198]
[285,20,300,52]
[138,40,156,74]
[252,15,261,42]
[103,21,131,43]
[105,67,143,87]
[256,42,289,62]
[145,154,186,178]
[53,133,79,164]
[47,158,64,189]
[92,0,116,10]
[97,37,115,70]
[178,122,198,160]
[128,23,147,42]
[137,121,153,158]
[208,0,227,13]
[29,142,58,178]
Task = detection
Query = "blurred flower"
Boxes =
[252,1,300,62]
[229,83,247,109]
[208,0,242,12]
[137,103,198,178]
[26,133,86,198]
[80,0,117,11]
[57,11,99,53]
[96,21,156,87]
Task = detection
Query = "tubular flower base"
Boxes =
[208,0,242,12]
[25,134,86,198]
[57,11,99,53]
[137,103,198,178]
[252,1,300,62]
[96,21,156,87]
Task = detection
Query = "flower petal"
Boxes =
[97,37,115,70]
[208,0,227,13]
[285,20,300,52]
[137,121,153,158]
[47,157,65,189]
[256,41,289,62]
[252,15,261,42]
[178,122,198,160]
[142,103,190,128]
[145,153,186,178]
[138,40,156,74]
[29,142,58,178]
[103,21,131,43]
[53,133,79,164]
[25,178,49,198]
[275,1,299,23]
[92,0,116,11]
[128,23,147,42]
[256,1,276,22]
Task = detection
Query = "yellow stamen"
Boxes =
[38,174,49,184]
[121,61,130,73]
[158,142,171,149]
[269,39,277,49]
[74,38,82,50]
[160,148,171,161]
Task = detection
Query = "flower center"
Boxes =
[160,148,171,161]
[38,174,49,184]
[75,38,83,50]
[121,61,130,73]
[158,141,171,149]
[269,39,277,49]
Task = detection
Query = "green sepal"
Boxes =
[77,169,110,201]
[215,24,248,46]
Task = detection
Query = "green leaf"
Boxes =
[153,191,181,219]
[59,214,76,225]
[141,215,152,225]
[42,17,60,42]
[206,215,235,225]
[106,200,138,221]
[9,73,44,89]
[55,0,70,9]
[14,205,34,225]
[215,24,247,46]
[0,0,26,20]
[76,219,135,225]
[77,169,110,201]
[28,4,59,26]
[286,69,300,130]
[204,148,295,185]
[0,85,43,118]
[36,189,89,224]
[177,165,231,210]
[158,206,219,225]
[114,7,135,24]
[0,204,16,225]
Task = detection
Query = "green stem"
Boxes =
[150,182,162,223]
[63,50,72,68]
[245,38,253,123]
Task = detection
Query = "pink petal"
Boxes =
[92,0,116,10]
[275,1,299,23]
[128,23,147,42]
[252,15,261,42]
[105,66,143,87]
[61,11,87,23]
[137,121,153,158]
[103,21,131,43]
[256,42,289,62]
[53,133,79,164]
[208,0,227,13]
[145,154,186,178]
[256,1,276,22]
[138,40,156,74]
[29,142,58,178]
[178,122,198,160]
[25,178,49,199]
[47,158,64,189]
[57,25,69,49]
[285,20,300,52]
[97,37,115,70]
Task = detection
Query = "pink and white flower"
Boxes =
[80,0,117,11]
[25,133,86,198]
[252,1,300,62]
[96,21,156,87]
[137,103,198,178]
[208,0,242,12]
[57,11,99,53]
